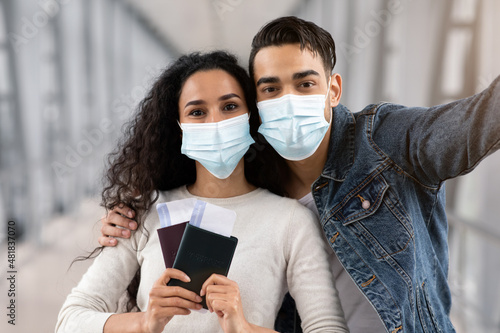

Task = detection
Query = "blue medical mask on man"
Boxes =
[257,78,332,161]
[179,114,255,179]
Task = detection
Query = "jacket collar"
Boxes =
[321,103,356,181]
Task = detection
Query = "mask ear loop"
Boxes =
[324,76,332,103]
[177,120,184,140]
[325,76,333,125]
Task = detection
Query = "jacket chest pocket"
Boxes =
[333,175,414,259]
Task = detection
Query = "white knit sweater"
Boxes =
[56,186,347,333]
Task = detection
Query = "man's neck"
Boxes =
[286,126,331,199]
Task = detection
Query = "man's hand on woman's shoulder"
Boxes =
[99,204,137,246]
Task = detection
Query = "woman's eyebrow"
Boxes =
[184,93,240,108]
[219,93,241,101]
[184,99,205,108]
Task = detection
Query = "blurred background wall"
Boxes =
[0,0,499,332]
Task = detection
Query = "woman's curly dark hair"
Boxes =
[98,50,288,311]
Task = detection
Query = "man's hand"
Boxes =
[99,204,137,247]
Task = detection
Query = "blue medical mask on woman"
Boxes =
[179,114,255,179]
[257,81,331,161]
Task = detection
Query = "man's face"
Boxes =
[252,43,341,122]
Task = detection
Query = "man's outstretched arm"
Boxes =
[372,74,500,187]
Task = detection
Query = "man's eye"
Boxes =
[223,103,238,111]
[263,86,277,93]
[300,81,314,88]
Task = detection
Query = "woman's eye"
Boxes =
[189,109,204,117]
[223,103,238,111]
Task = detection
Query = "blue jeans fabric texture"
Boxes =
[274,76,500,333]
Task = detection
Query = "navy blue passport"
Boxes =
[167,223,238,309]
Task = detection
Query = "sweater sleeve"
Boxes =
[55,238,141,333]
[284,204,348,333]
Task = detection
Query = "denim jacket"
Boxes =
[311,76,500,333]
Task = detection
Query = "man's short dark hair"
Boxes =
[249,16,337,81]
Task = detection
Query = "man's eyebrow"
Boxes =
[256,76,280,86]
[292,70,320,80]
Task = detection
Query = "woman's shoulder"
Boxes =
[157,186,190,202]
[152,186,316,225]
[134,187,188,236]
[256,188,300,206]
[250,189,317,220]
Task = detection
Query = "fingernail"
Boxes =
[129,222,137,229]
[109,238,116,245]
[127,210,133,218]
[121,230,129,237]
[196,304,202,309]
[196,295,202,302]
[185,275,191,282]
[200,289,205,297]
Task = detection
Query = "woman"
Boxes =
[56,51,347,333]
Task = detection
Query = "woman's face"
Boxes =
[178,69,249,124]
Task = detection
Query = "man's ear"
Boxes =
[329,73,342,108]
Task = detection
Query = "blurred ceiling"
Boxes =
[127,0,301,62]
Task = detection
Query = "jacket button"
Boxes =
[362,200,371,209]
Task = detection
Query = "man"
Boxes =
[100,16,500,332]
